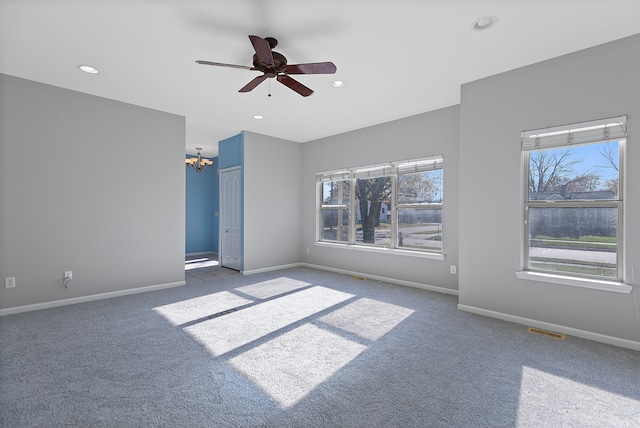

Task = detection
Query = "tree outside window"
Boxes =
[317,156,444,253]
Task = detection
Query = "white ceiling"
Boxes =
[2,1,639,158]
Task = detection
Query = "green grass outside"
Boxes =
[529,261,616,278]
[529,256,615,268]
[535,235,616,243]
[410,230,441,235]
[532,235,616,251]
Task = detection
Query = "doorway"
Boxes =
[220,167,242,270]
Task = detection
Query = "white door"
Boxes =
[220,168,242,270]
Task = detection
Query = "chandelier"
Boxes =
[185,148,213,173]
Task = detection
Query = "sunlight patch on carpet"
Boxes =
[228,323,367,409]
[235,277,311,299]
[184,286,354,356]
[153,291,253,325]
[319,297,414,341]
[516,366,640,427]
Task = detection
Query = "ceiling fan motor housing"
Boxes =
[253,51,288,76]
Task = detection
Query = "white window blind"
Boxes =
[318,156,444,181]
[353,164,393,179]
[317,170,351,182]
[521,115,627,151]
[394,155,444,174]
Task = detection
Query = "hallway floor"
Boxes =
[185,253,240,283]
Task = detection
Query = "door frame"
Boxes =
[219,166,242,271]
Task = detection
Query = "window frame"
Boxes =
[520,115,627,286]
[395,167,444,252]
[318,178,352,244]
[316,155,444,256]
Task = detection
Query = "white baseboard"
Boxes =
[302,263,459,296]
[242,262,304,275]
[457,304,640,352]
[0,281,186,316]
[186,252,218,257]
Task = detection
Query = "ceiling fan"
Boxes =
[196,35,337,97]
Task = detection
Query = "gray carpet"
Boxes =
[1,267,639,427]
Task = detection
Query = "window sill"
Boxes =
[314,241,445,260]
[515,271,632,293]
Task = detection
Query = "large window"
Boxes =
[521,116,626,281]
[317,156,443,254]
[320,175,351,243]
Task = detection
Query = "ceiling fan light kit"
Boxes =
[196,35,337,97]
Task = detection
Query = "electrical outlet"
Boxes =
[450,265,457,275]
[306,247,310,254]
[5,277,16,288]
[64,271,72,281]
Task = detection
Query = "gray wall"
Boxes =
[458,34,640,343]
[3,33,639,348]
[301,106,460,292]
[0,74,185,310]
[243,131,303,273]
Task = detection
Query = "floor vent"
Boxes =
[527,327,566,340]
[351,276,366,281]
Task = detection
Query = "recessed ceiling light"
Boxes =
[472,15,498,31]
[331,80,345,88]
[253,115,264,120]
[78,64,99,74]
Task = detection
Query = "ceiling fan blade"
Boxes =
[284,62,337,75]
[196,60,254,70]
[248,35,274,67]
[277,75,314,97]
[239,75,268,92]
